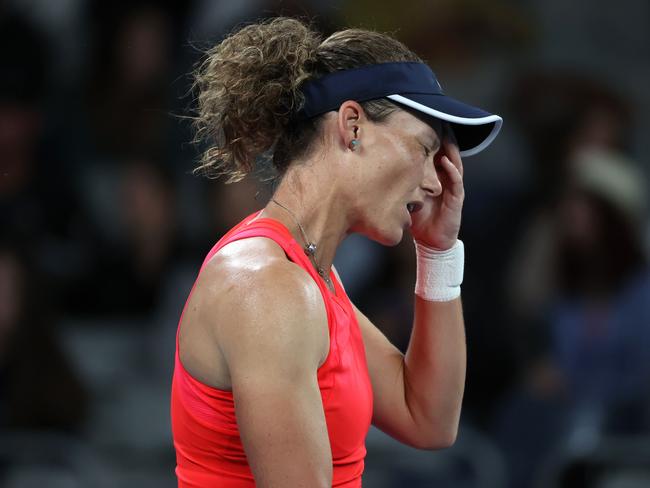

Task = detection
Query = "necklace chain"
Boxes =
[270,198,333,289]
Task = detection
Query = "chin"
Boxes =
[367,225,405,247]
[352,213,407,246]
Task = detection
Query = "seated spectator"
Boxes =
[0,238,88,433]
[69,158,186,318]
[494,147,650,488]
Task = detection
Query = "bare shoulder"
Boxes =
[182,237,329,387]
[203,237,328,338]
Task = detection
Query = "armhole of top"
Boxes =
[177,217,339,402]
[221,221,339,371]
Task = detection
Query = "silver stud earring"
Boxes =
[349,139,360,151]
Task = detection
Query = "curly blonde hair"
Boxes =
[192,17,421,183]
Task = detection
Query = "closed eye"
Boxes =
[421,139,441,158]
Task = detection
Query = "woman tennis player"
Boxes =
[171,17,502,487]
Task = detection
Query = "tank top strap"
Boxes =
[213,214,340,300]
[198,211,261,271]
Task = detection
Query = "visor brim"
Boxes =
[387,94,503,157]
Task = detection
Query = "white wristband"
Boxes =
[414,239,464,302]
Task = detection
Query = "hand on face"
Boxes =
[409,126,465,250]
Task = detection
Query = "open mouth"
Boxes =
[407,202,423,214]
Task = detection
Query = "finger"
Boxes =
[442,128,463,178]
[441,156,464,196]
[443,139,463,178]
[441,155,463,185]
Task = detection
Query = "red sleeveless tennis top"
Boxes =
[171,210,374,487]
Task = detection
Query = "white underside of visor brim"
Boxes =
[387,94,503,157]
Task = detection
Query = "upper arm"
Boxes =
[216,259,332,487]
[331,267,430,449]
[351,302,424,446]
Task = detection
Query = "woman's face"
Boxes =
[347,108,444,245]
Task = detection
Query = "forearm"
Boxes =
[403,294,466,447]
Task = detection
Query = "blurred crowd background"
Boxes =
[1,0,649,487]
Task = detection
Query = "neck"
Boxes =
[258,163,351,279]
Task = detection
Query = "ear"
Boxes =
[336,100,365,151]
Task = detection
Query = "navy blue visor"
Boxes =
[299,62,502,157]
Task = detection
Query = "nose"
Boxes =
[421,158,443,197]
